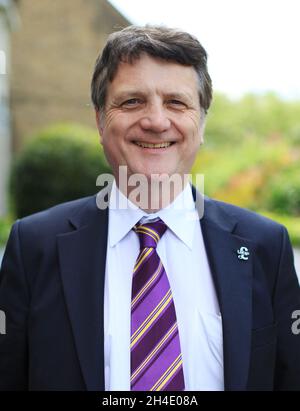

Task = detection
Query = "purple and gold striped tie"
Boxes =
[130,219,185,391]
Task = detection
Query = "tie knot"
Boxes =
[134,219,167,249]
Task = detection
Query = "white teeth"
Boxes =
[135,141,172,149]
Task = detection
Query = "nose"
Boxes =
[139,102,171,133]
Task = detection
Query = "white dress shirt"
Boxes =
[104,181,224,390]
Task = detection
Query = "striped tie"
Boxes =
[130,219,185,391]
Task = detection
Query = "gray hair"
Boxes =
[91,25,212,113]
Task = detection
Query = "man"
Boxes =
[0,25,300,391]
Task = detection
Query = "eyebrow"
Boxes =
[112,90,146,102]
[112,90,194,103]
[164,92,194,102]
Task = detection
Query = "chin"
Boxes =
[140,169,173,180]
[127,160,179,180]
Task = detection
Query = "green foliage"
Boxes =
[205,92,300,148]
[0,216,12,247]
[263,164,300,215]
[192,93,300,231]
[192,138,289,198]
[10,123,111,218]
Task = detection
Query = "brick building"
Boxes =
[10,0,130,151]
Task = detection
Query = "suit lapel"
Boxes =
[199,195,254,390]
[57,195,108,391]
[56,187,254,390]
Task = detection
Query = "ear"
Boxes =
[95,110,105,144]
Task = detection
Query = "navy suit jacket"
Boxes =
[0,190,300,390]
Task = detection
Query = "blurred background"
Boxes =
[0,0,299,275]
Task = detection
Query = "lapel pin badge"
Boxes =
[237,246,250,260]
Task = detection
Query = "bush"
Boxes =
[0,216,12,247]
[10,123,111,218]
[264,165,300,215]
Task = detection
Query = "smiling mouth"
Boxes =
[134,141,175,149]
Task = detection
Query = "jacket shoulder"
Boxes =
[204,197,286,241]
[17,196,97,236]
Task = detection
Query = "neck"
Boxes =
[116,174,189,213]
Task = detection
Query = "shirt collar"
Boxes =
[108,179,198,250]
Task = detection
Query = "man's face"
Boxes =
[96,54,205,182]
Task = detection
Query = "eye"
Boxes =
[167,99,187,108]
[121,98,143,107]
